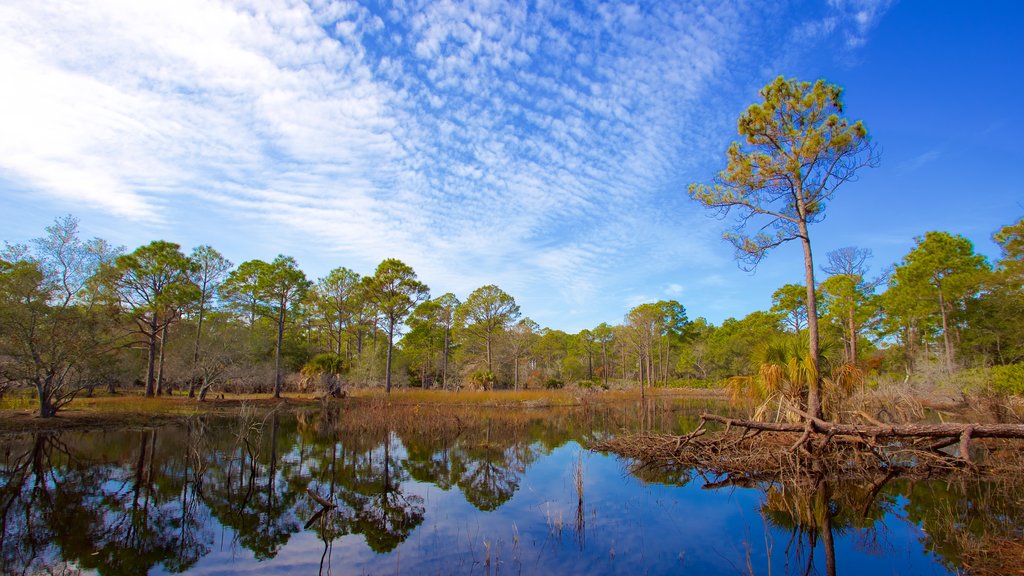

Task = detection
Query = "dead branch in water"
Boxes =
[591,410,1024,486]
[698,413,1024,463]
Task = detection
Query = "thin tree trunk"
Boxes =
[798,219,822,420]
[442,328,449,390]
[621,345,626,383]
[192,302,206,364]
[274,300,285,398]
[342,309,350,354]
[938,289,954,373]
[848,308,857,365]
[385,325,394,394]
[156,323,169,395]
[486,336,492,373]
[601,340,608,388]
[587,348,593,381]
[820,482,837,576]
[145,316,158,397]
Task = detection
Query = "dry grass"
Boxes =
[0,385,722,434]
[0,391,321,433]
[346,386,721,407]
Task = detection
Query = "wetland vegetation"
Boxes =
[2,77,1023,575]
[3,398,1022,575]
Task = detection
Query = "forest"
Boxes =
[2,211,1021,419]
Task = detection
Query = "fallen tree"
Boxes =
[592,409,1024,483]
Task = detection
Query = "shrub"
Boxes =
[957,363,1024,396]
[544,378,564,389]
[467,370,497,390]
[665,378,721,389]
[991,364,1024,395]
[303,353,347,375]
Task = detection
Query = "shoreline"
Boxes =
[0,387,728,434]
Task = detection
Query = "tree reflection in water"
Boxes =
[0,401,1020,575]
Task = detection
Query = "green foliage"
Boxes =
[991,364,1024,395]
[303,353,347,375]
[771,283,810,333]
[959,364,1024,396]
[456,285,520,375]
[665,378,720,389]
[543,378,564,390]
[688,76,875,267]
[467,370,497,390]
[361,258,430,393]
[883,231,990,371]
[0,217,120,415]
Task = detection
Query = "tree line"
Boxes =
[3,77,1023,419]
[1,212,1020,418]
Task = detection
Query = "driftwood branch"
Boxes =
[592,411,1024,487]
[701,414,1024,443]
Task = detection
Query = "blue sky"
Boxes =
[1,0,1021,332]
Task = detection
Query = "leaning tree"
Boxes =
[689,77,877,419]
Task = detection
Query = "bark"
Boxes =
[701,413,1024,442]
[156,323,168,395]
[274,298,285,398]
[847,308,857,365]
[797,218,822,420]
[385,324,394,394]
[145,315,158,397]
[601,340,608,388]
[938,288,954,373]
[442,329,450,390]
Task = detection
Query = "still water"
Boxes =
[1,400,1018,575]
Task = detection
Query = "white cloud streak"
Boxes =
[0,0,891,329]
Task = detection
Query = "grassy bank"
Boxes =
[0,386,727,433]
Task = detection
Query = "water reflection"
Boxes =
[0,400,1019,575]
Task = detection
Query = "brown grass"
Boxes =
[0,391,321,433]
[346,386,722,407]
[0,385,723,434]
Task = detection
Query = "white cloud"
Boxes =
[0,0,890,329]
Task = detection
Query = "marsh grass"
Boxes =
[0,390,316,432]
[347,387,715,407]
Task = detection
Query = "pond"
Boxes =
[1,399,1019,575]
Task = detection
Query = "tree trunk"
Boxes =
[36,378,54,417]
[798,219,822,420]
[385,324,394,394]
[342,309,350,354]
[818,482,837,576]
[486,336,492,373]
[156,323,168,396]
[938,288,954,373]
[442,329,449,390]
[847,307,857,365]
[621,345,626,383]
[601,340,608,388]
[274,300,285,398]
[514,354,520,390]
[145,316,158,397]
[192,301,206,365]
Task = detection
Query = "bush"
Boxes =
[992,364,1024,395]
[957,363,1024,396]
[467,370,497,390]
[544,378,564,389]
[665,378,721,389]
[303,353,347,375]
